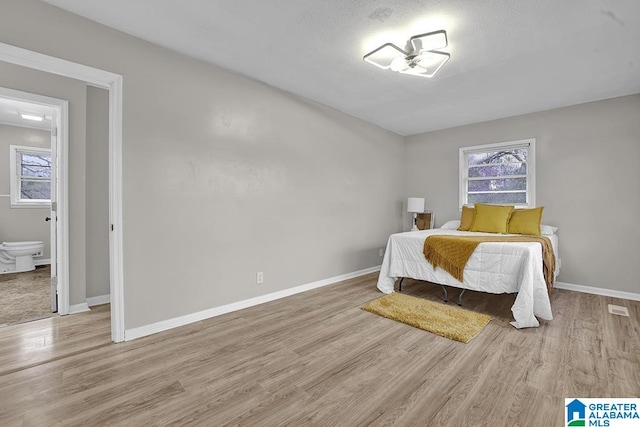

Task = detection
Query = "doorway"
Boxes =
[0,88,67,325]
[0,41,125,342]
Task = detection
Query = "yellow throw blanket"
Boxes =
[423,235,556,292]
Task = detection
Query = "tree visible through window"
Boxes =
[10,145,52,208]
[459,139,535,207]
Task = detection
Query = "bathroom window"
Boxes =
[9,145,52,208]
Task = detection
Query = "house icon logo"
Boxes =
[566,399,586,426]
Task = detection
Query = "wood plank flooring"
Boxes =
[0,266,53,326]
[0,273,638,426]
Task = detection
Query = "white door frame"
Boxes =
[0,87,68,314]
[0,42,125,342]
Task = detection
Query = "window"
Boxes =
[10,145,52,208]
[459,139,535,208]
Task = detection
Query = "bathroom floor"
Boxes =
[0,265,55,327]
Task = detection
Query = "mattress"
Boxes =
[376,229,560,328]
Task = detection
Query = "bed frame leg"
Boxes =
[441,285,448,303]
[458,289,466,306]
[398,278,404,292]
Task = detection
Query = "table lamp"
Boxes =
[407,197,425,231]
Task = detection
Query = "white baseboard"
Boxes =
[125,265,382,341]
[87,294,110,307]
[69,302,90,314]
[555,281,640,301]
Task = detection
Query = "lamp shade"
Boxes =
[407,197,425,213]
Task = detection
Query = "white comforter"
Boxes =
[376,229,559,328]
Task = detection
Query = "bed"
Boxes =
[376,225,560,329]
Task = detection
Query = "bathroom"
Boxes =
[0,96,53,326]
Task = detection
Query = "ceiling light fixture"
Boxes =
[20,112,44,121]
[363,30,450,78]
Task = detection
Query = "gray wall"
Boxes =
[0,0,405,329]
[85,87,110,299]
[0,124,51,259]
[405,94,640,293]
[3,0,634,335]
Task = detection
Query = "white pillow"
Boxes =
[540,224,558,235]
[441,219,556,234]
[440,220,460,230]
[441,219,557,234]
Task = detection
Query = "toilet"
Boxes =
[0,241,45,273]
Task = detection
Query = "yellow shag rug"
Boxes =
[362,292,492,343]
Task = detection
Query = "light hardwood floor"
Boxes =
[0,273,638,426]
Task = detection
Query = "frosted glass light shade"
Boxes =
[407,197,425,213]
[398,51,450,78]
[409,30,448,52]
[20,112,44,121]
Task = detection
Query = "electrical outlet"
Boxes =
[256,272,264,284]
[379,248,384,257]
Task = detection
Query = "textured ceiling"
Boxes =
[42,0,640,136]
[0,97,52,130]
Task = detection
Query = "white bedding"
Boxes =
[376,229,560,328]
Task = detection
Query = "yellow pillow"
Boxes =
[469,204,514,234]
[457,206,475,231]
[508,207,544,235]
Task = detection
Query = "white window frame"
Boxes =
[459,138,536,209]
[9,144,52,208]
